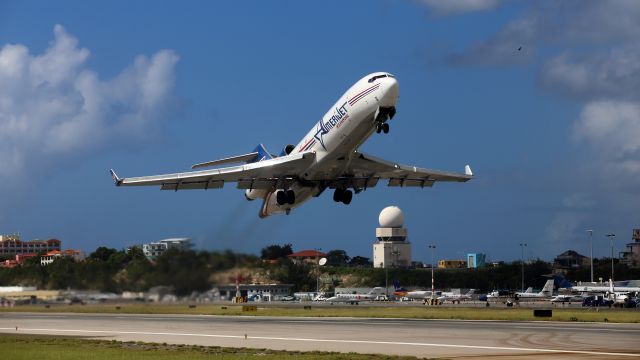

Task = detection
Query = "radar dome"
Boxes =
[378,206,404,228]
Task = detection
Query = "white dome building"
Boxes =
[378,206,404,228]
[373,206,411,268]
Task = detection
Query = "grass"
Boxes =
[2,303,640,323]
[0,334,421,360]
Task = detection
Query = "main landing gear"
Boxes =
[276,190,296,205]
[376,123,389,134]
[375,106,396,134]
[333,188,353,205]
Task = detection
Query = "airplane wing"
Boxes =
[110,152,316,191]
[330,151,472,189]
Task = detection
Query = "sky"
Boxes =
[1,0,639,263]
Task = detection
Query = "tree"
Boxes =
[349,256,371,267]
[260,244,293,260]
[89,247,117,262]
[326,249,350,267]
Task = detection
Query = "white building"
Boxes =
[142,238,192,260]
[373,206,411,268]
[40,249,85,266]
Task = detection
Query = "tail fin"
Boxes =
[248,144,273,163]
[393,280,405,291]
[548,274,573,289]
[541,279,554,295]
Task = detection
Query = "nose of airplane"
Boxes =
[382,77,399,106]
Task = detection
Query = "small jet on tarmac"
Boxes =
[514,279,554,300]
[326,287,387,305]
[438,289,475,304]
[110,72,472,218]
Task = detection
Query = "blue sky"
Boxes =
[1,0,639,263]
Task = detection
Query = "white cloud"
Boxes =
[540,46,640,100]
[418,0,505,16]
[0,25,179,181]
[448,1,640,66]
[574,100,640,175]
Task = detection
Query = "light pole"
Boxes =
[587,230,594,283]
[428,245,436,298]
[390,246,400,298]
[315,248,322,294]
[606,234,615,282]
[519,243,527,292]
[383,261,388,297]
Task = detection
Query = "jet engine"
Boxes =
[281,144,295,156]
[245,189,267,201]
[259,191,287,218]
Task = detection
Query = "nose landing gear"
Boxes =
[375,106,395,134]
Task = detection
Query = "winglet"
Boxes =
[109,169,123,186]
[464,165,473,176]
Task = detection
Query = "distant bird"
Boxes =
[517,46,522,51]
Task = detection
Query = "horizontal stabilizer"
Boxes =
[192,152,259,169]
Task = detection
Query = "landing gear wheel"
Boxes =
[286,190,296,205]
[342,190,353,205]
[333,188,344,202]
[382,123,389,134]
[376,124,382,134]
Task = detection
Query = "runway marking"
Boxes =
[1,327,639,357]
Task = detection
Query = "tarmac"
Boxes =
[1,312,640,359]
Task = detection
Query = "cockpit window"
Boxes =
[368,74,388,83]
[386,73,395,78]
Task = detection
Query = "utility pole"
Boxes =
[428,245,436,299]
[383,262,388,297]
[519,243,527,292]
[390,246,400,299]
[587,230,594,283]
[606,234,615,282]
[315,248,322,295]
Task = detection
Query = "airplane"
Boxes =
[325,287,387,305]
[438,289,475,304]
[514,279,554,299]
[391,281,408,297]
[110,72,473,217]
[550,294,586,304]
[392,282,440,302]
[605,279,638,307]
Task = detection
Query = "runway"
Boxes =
[1,312,640,359]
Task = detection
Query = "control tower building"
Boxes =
[373,206,411,268]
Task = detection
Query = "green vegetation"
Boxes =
[2,243,640,294]
[3,303,639,323]
[0,334,420,360]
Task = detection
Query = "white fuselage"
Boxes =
[259,73,399,217]
[326,287,387,304]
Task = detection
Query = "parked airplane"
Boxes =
[110,72,473,217]
[326,287,387,305]
[392,282,440,302]
[438,289,475,303]
[550,294,586,303]
[514,279,554,299]
[606,279,638,307]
